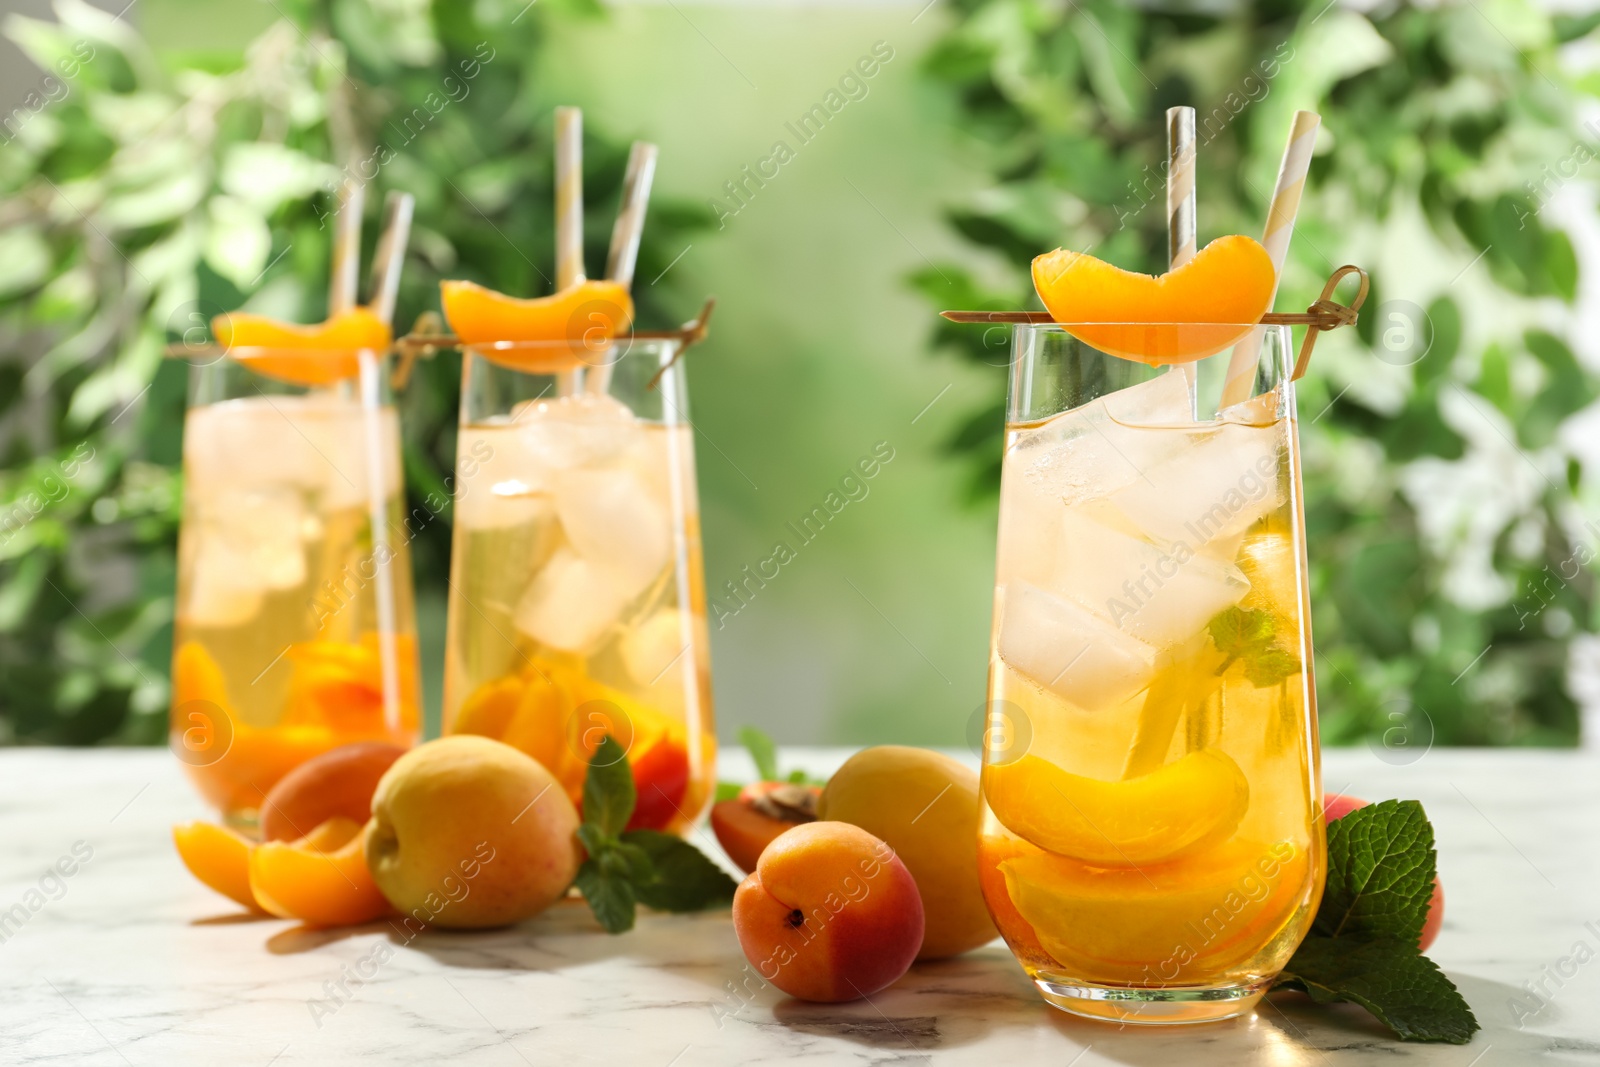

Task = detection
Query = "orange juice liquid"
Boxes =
[170,395,420,827]
[442,405,715,833]
[979,374,1324,1021]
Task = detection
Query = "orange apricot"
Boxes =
[1031,235,1276,364]
[249,817,391,927]
[259,741,408,843]
[213,307,392,386]
[711,782,820,874]
[173,821,261,912]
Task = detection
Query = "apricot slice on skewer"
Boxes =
[441,279,634,371]
[1031,235,1275,364]
[213,307,393,386]
[173,821,262,911]
[982,749,1248,867]
[249,817,391,927]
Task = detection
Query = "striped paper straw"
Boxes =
[328,178,364,314]
[1219,109,1320,409]
[1166,107,1196,270]
[555,107,585,290]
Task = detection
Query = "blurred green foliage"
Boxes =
[0,0,704,744]
[915,0,1600,744]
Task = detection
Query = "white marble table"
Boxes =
[0,746,1595,1065]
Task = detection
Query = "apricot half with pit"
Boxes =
[711,781,820,875]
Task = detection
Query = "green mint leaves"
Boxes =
[1208,606,1301,687]
[572,735,738,934]
[715,726,824,801]
[1274,800,1478,1044]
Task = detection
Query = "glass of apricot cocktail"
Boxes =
[976,238,1325,1023]
[171,309,421,829]
[439,280,716,834]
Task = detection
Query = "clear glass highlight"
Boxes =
[978,323,1325,1024]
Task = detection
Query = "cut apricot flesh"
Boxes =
[213,307,393,386]
[983,750,1248,867]
[999,838,1310,977]
[173,821,261,911]
[249,817,391,927]
[441,279,634,371]
[1031,235,1276,364]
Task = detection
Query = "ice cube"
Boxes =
[514,393,642,470]
[513,547,631,653]
[453,426,553,530]
[996,582,1156,709]
[621,608,692,686]
[1109,421,1285,549]
[182,537,264,628]
[1011,370,1192,510]
[1052,509,1250,648]
[554,465,671,598]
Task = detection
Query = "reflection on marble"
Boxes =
[0,747,1595,1064]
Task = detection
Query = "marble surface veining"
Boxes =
[0,747,1595,1065]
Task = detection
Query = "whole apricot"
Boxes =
[819,746,996,959]
[1323,793,1444,952]
[365,736,581,929]
[732,821,923,1003]
[259,741,407,842]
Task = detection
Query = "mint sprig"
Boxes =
[572,735,738,933]
[1274,800,1478,1044]
[715,726,825,801]
[1207,606,1301,687]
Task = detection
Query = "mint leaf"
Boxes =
[583,734,636,838]
[1274,799,1478,1044]
[739,725,781,781]
[1207,606,1300,688]
[623,828,740,912]
[1278,939,1478,1044]
[574,858,637,933]
[714,780,743,802]
[1317,799,1434,946]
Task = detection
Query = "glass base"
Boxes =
[1034,976,1270,1025]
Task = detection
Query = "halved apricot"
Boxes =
[173,821,261,911]
[983,750,1248,867]
[441,279,634,371]
[249,817,391,927]
[1031,235,1275,364]
[213,307,392,386]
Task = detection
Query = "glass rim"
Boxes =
[459,335,680,356]
[1013,321,1290,329]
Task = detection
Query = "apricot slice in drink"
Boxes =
[213,307,392,386]
[983,750,1248,867]
[173,821,261,911]
[1031,235,1275,364]
[999,838,1311,979]
[249,817,391,927]
[441,279,634,370]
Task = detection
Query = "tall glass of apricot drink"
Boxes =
[438,278,716,834]
[171,309,421,830]
[976,236,1325,1023]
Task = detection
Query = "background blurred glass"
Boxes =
[2,0,1597,751]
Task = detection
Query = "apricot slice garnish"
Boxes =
[983,750,1248,867]
[213,307,393,386]
[1031,235,1275,364]
[249,816,391,927]
[173,821,261,911]
[441,279,634,371]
